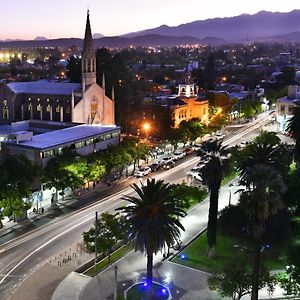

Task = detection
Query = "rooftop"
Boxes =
[6,124,120,150]
[7,80,81,95]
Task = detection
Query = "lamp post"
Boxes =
[143,122,151,139]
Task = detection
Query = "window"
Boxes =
[66,106,71,114]
[56,105,60,113]
[288,106,294,114]
[75,141,86,148]
[42,150,54,158]
[280,105,285,112]
[37,104,42,112]
[2,100,9,119]
[203,108,206,115]
[28,103,32,111]
[111,131,120,138]
[46,105,51,112]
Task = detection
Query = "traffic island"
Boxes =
[125,282,172,300]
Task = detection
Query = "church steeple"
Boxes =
[82,10,96,92]
[83,10,94,53]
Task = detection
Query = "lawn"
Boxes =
[221,170,238,186]
[173,231,286,274]
[85,245,131,277]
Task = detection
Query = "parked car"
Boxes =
[173,151,185,161]
[187,165,205,177]
[134,166,151,177]
[163,161,175,170]
[184,147,194,155]
[161,156,175,165]
[149,163,160,172]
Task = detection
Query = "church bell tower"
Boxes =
[82,11,96,92]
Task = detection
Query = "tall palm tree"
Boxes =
[198,139,231,256]
[116,178,186,287]
[237,131,292,180]
[239,164,286,300]
[287,103,300,165]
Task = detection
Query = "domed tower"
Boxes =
[82,11,96,92]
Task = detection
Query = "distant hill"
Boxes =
[0,34,227,49]
[123,10,300,42]
[34,36,47,41]
[266,31,300,42]
[93,33,105,39]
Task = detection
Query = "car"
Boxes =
[239,140,249,148]
[187,165,204,177]
[184,147,194,155]
[173,151,185,161]
[149,163,160,172]
[161,156,175,165]
[134,166,151,177]
[163,161,175,170]
[199,155,210,164]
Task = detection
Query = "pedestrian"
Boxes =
[41,207,44,214]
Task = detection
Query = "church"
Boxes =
[0,11,115,126]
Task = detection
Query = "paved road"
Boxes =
[0,112,273,299]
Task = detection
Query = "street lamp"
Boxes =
[143,122,151,139]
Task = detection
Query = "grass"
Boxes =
[126,282,170,300]
[85,245,131,277]
[221,170,238,186]
[173,231,286,274]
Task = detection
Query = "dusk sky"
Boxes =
[1,0,300,40]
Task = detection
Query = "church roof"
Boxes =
[6,124,120,150]
[83,10,94,52]
[7,81,81,95]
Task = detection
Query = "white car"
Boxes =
[173,151,185,161]
[161,156,175,165]
[187,165,204,177]
[134,167,151,177]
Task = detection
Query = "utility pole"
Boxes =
[114,265,118,300]
[94,211,98,267]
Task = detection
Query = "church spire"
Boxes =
[82,10,96,92]
[83,10,94,52]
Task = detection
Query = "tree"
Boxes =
[116,179,186,289]
[209,257,276,300]
[170,183,207,210]
[238,164,286,300]
[287,103,300,165]
[83,212,123,261]
[237,131,292,180]
[66,55,82,83]
[0,155,39,222]
[198,140,231,256]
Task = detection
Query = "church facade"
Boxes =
[0,12,115,126]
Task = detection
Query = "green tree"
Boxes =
[116,179,186,289]
[66,55,82,83]
[199,140,231,256]
[209,257,275,300]
[239,164,286,300]
[0,155,39,222]
[170,183,207,210]
[83,212,123,261]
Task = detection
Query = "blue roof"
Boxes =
[6,124,120,150]
[7,81,81,95]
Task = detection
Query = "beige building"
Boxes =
[171,83,209,127]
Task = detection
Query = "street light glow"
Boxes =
[143,122,150,131]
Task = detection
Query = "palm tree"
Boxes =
[239,164,286,300]
[287,103,300,165]
[198,139,231,256]
[237,131,292,180]
[116,178,186,288]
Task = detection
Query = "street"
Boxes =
[0,111,278,299]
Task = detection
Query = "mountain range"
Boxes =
[1,10,300,48]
